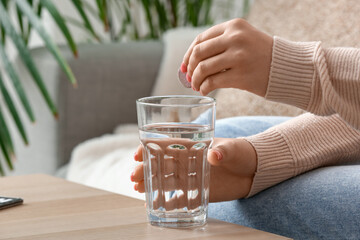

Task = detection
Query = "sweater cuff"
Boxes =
[245,128,295,197]
[266,36,320,111]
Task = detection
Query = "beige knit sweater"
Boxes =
[246,37,360,197]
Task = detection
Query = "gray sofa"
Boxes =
[10,41,163,176]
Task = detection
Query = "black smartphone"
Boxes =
[0,196,23,210]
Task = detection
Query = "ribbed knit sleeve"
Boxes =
[246,113,360,197]
[266,36,360,129]
[244,37,360,196]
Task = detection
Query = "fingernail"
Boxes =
[134,184,138,191]
[130,172,135,182]
[213,150,223,161]
[134,152,138,161]
[180,63,187,73]
[192,86,196,91]
[186,74,192,83]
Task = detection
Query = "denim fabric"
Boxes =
[214,116,292,138]
[209,116,360,240]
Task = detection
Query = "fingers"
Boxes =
[135,155,203,192]
[131,163,144,182]
[134,180,145,193]
[190,53,235,93]
[132,151,205,198]
[181,18,273,97]
[187,35,227,77]
[134,145,143,162]
[132,146,145,193]
[136,167,202,193]
[131,163,145,193]
[197,69,236,96]
[182,24,225,67]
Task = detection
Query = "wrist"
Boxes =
[245,128,294,197]
[265,36,320,110]
[240,138,258,176]
[236,138,258,197]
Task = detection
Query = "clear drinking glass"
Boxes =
[136,95,216,228]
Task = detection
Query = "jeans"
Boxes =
[209,116,360,240]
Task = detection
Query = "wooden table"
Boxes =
[0,174,291,240]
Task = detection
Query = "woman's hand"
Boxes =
[181,18,273,97]
[131,137,257,202]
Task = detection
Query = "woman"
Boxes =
[132,18,360,239]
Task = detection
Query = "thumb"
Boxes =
[207,138,257,176]
[207,138,235,166]
[208,149,223,166]
[208,148,223,166]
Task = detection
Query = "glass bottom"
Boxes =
[148,211,207,228]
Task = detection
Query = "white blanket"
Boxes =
[66,124,145,200]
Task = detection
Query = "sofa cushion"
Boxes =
[151,27,207,96]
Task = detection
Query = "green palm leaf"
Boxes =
[0,157,4,176]
[40,0,78,57]
[203,0,213,25]
[96,0,108,31]
[0,25,5,44]
[16,6,25,38]
[141,0,156,38]
[0,104,14,172]
[169,0,179,27]
[0,1,58,117]
[15,0,77,88]
[154,0,169,33]
[25,1,42,45]
[0,41,35,122]
[0,135,12,175]
[71,0,99,40]
[0,72,28,145]
[0,0,8,45]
